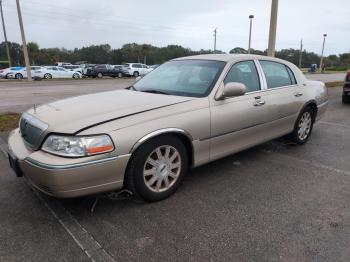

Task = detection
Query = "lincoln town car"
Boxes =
[8,54,328,201]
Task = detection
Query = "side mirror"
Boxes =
[216,82,246,100]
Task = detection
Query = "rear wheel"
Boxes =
[44,73,52,79]
[133,71,139,77]
[97,72,103,78]
[289,106,315,145]
[125,135,188,202]
[15,73,23,79]
[72,73,80,79]
[118,72,123,78]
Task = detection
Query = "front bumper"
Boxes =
[8,129,130,198]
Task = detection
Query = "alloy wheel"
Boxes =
[143,145,181,193]
[298,111,312,141]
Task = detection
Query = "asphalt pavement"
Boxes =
[0,82,349,261]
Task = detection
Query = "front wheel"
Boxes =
[97,72,103,78]
[125,136,188,202]
[289,107,315,145]
[118,72,123,78]
[72,73,80,79]
[15,73,23,79]
[133,71,139,77]
[44,73,52,79]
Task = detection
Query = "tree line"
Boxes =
[0,41,349,70]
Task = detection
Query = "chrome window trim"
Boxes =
[24,155,128,170]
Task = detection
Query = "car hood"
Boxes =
[27,89,193,134]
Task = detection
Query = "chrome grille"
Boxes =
[19,112,48,149]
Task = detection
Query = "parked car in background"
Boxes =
[7,54,328,201]
[6,66,45,79]
[43,66,82,79]
[84,64,124,78]
[81,64,96,75]
[343,71,350,103]
[122,63,152,77]
[55,62,72,67]
[62,65,83,74]
[0,66,23,78]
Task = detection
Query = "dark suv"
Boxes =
[343,71,350,104]
[84,64,124,78]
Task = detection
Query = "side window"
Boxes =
[224,60,260,93]
[133,64,142,68]
[260,61,293,88]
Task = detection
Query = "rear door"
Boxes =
[209,60,270,161]
[257,60,304,138]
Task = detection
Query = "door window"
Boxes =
[224,60,260,93]
[260,61,294,88]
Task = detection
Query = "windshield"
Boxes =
[133,60,226,97]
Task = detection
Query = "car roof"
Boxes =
[173,54,291,64]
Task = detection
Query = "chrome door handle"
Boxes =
[253,99,266,106]
[294,92,303,97]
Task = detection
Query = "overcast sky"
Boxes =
[3,0,350,55]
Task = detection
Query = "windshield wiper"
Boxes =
[140,89,171,95]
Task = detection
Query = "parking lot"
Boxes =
[0,77,349,261]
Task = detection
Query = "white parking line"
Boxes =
[0,137,115,262]
[261,148,350,177]
[318,120,350,128]
[27,184,116,262]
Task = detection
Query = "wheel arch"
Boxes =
[302,100,318,122]
[129,128,194,166]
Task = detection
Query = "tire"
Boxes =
[125,135,188,202]
[97,72,103,78]
[118,72,123,78]
[72,73,79,79]
[133,71,139,77]
[15,73,23,79]
[44,73,52,79]
[288,106,315,145]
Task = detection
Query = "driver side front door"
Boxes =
[209,60,270,161]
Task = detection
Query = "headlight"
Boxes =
[42,134,114,157]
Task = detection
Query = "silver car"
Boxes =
[7,54,328,201]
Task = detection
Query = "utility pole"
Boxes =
[267,0,278,57]
[298,39,303,68]
[0,0,11,67]
[16,0,31,80]
[319,33,327,73]
[248,15,254,54]
[213,28,217,53]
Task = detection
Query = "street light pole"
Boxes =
[248,15,254,54]
[0,0,11,67]
[298,39,303,68]
[16,0,31,80]
[213,28,217,53]
[319,33,327,73]
[267,0,278,57]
